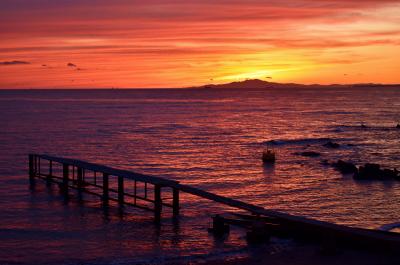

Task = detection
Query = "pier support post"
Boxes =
[134,180,137,205]
[173,188,179,217]
[37,157,41,176]
[29,154,35,182]
[77,167,83,188]
[38,157,41,176]
[154,185,162,222]
[46,160,52,186]
[34,156,38,175]
[102,173,109,205]
[209,215,230,236]
[118,176,124,206]
[62,164,69,195]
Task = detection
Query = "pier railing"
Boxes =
[29,154,269,219]
[28,154,400,251]
[29,154,180,220]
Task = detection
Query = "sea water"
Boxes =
[0,87,399,264]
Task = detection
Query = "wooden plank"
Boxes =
[176,184,263,213]
[175,183,400,250]
[31,154,400,250]
[38,154,179,186]
[35,174,156,212]
[37,173,169,207]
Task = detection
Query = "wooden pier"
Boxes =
[29,154,400,252]
[29,154,180,221]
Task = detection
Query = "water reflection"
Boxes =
[1,87,400,264]
[262,163,276,177]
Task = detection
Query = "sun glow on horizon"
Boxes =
[0,1,399,88]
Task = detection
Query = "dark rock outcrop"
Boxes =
[332,160,358,174]
[354,163,381,180]
[382,168,399,179]
[354,163,399,180]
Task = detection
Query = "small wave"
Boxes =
[110,248,249,265]
[126,124,192,134]
[301,110,359,115]
[263,137,332,146]
[336,125,400,132]
[329,128,345,133]
[0,228,87,240]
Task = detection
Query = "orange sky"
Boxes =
[0,0,399,88]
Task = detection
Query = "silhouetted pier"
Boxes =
[29,154,400,252]
[29,154,180,221]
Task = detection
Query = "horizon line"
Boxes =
[1,80,400,90]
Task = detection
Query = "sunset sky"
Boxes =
[0,0,399,88]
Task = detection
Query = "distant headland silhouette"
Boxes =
[189,79,400,89]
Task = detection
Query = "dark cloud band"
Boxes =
[0,60,30,65]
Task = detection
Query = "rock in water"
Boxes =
[332,160,358,174]
[262,149,276,163]
[354,163,400,180]
[382,169,399,179]
[355,163,380,179]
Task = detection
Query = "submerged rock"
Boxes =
[323,141,340,148]
[332,160,358,174]
[396,124,400,129]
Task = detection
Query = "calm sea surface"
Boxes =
[0,87,399,264]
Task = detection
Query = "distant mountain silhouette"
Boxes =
[190,79,399,89]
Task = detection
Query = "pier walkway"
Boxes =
[28,154,400,252]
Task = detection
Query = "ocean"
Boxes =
[0,87,399,264]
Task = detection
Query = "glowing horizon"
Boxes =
[0,0,399,88]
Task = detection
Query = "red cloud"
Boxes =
[0,0,399,87]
